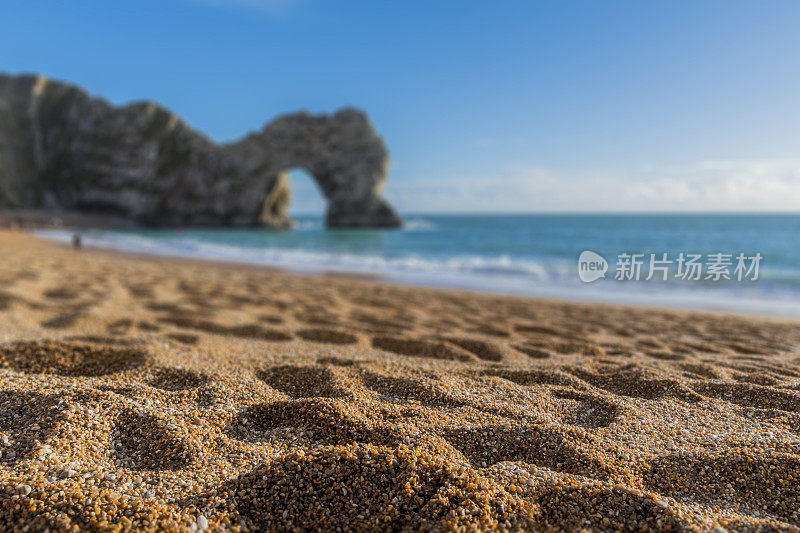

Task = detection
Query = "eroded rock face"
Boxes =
[0,73,402,228]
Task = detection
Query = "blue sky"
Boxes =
[2,0,800,214]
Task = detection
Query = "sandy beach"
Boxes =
[0,230,798,531]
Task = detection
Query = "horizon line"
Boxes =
[289,210,800,217]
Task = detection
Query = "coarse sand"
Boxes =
[0,231,798,531]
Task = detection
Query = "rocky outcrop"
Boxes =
[0,73,402,228]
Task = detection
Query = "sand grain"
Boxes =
[0,231,798,531]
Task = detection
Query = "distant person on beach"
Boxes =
[72,233,83,250]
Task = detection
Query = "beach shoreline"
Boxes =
[31,226,800,321]
[0,230,799,530]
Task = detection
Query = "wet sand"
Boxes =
[0,230,799,531]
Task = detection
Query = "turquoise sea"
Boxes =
[37,214,800,317]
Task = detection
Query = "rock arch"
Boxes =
[232,107,401,228]
[0,73,402,229]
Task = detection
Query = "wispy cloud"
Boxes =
[624,160,800,211]
[384,160,800,213]
[180,0,302,16]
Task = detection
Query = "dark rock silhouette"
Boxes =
[0,74,402,228]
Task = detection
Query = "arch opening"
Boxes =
[286,168,327,220]
[258,167,329,229]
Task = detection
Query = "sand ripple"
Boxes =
[0,231,798,530]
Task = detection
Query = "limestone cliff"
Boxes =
[0,74,402,228]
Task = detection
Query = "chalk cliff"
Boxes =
[0,74,402,228]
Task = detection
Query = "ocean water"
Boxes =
[36,214,800,317]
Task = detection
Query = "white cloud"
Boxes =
[624,160,800,211]
[383,160,800,213]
